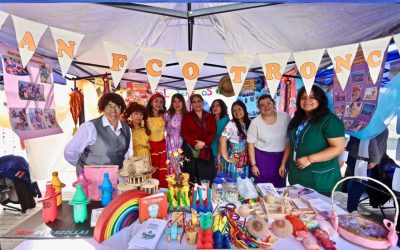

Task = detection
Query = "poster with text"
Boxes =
[332,46,384,132]
[1,44,62,139]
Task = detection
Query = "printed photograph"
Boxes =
[43,109,59,128]
[39,64,50,84]
[352,120,368,132]
[334,91,346,102]
[343,120,354,130]
[344,102,362,118]
[9,108,29,130]
[351,70,365,84]
[2,56,29,76]
[334,104,345,116]
[360,103,376,116]
[28,108,46,130]
[363,87,378,101]
[351,85,362,102]
[18,81,45,101]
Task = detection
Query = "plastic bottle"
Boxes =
[212,178,224,204]
[216,173,227,183]
[72,170,91,198]
[37,182,60,223]
[51,171,65,206]
[69,183,90,223]
[237,174,258,199]
[98,173,115,207]
[224,178,238,203]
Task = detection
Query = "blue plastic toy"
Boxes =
[98,173,115,207]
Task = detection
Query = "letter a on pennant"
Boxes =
[50,27,84,77]
[140,47,172,93]
[293,48,325,95]
[327,43,359,90]
[12,16,48,68]
[176,51,208,96]
[360,36,391,84]
[258,52,291,98]
[103,41,136,86]
[223,54,254,98]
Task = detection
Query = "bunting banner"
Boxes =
[103,41,136,86]
[11,15,48,68]
[0,11,8,29]
[176,51,208,96]
[360,36,391,84]
[0,44,62,140]
[50,27,84,77]
[293,48,325,95]
[139,47,171,93]
[327,43,359,90]
[258,52,291,98]
[223,53,254,97]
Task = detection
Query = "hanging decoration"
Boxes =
[69,85,84,135]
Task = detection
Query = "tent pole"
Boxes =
[188,3,194,51]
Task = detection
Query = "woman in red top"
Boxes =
[181,94,217,185]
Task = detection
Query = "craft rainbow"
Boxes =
[94,189,149,243]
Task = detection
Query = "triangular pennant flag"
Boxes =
[223,53,254,97]
[0,11,8,29]
[360,36,391,84]
[293,48,325,95]
[258,52,291,98]
[327,43,359,90]
[12,15,48,68]
[50,27,84,77]
[175,51,208,96]
[140,47,171,93]
[103,41,136,86]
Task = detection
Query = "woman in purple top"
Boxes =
[164,93,187,175]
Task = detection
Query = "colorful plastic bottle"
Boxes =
[69,183,90,223]
[37,182,60,223]
[98,173,115,207]
[72,170,91,198]
[51,171,65,206]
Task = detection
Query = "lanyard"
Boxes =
[294,121,309,150]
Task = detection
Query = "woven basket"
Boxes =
[330,176,398,249]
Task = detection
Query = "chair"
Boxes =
[0,176,25,213]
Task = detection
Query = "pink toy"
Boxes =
[316,215,339,240]
[330,176,398,249]
[72,170,91,198]
[37,182,60,223]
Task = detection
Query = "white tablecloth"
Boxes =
[14,189,400,250]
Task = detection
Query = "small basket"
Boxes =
[330,176,398,249]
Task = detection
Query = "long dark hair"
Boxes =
[123,102,151,135]
[209,99,228,119]
[231,100,251,139]
[167,93,187,117]
[146,93,166,117]
[288,85,330,130]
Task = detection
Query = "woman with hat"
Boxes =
[181,94,217,185]
[146,93,168,188]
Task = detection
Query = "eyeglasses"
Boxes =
[105,104,122,111]
[300,96,317,101]
[258,102,274,109]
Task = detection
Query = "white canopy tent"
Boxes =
[0,2,400,89]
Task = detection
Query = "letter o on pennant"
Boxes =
[182,62,199,81]
[300,62,317,79]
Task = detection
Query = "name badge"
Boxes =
[293,151,297,161]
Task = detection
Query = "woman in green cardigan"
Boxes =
[280,85,345,194]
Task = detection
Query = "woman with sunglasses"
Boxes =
[247,94,291,187]
[64,93,132,175]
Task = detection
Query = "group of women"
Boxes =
[65,84,345,194]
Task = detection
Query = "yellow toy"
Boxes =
[166,173,190,212]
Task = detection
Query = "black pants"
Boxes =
[182,142,216,186]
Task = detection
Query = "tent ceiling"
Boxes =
[0,2,399,89]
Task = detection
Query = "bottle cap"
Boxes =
[227,178,237,183]
[213,178,223,184]
[240,173,247,179]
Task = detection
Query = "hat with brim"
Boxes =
[218,74,235,97]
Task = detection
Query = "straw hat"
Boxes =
[218,74,235,97]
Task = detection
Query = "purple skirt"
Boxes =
[252,148,285,187]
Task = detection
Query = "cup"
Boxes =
[200,179,210,199]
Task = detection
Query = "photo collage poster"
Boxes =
[332,46,384,132]
[237,77,264,118]
[1,44,63,140]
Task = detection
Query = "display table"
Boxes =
[12,188,400,250]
